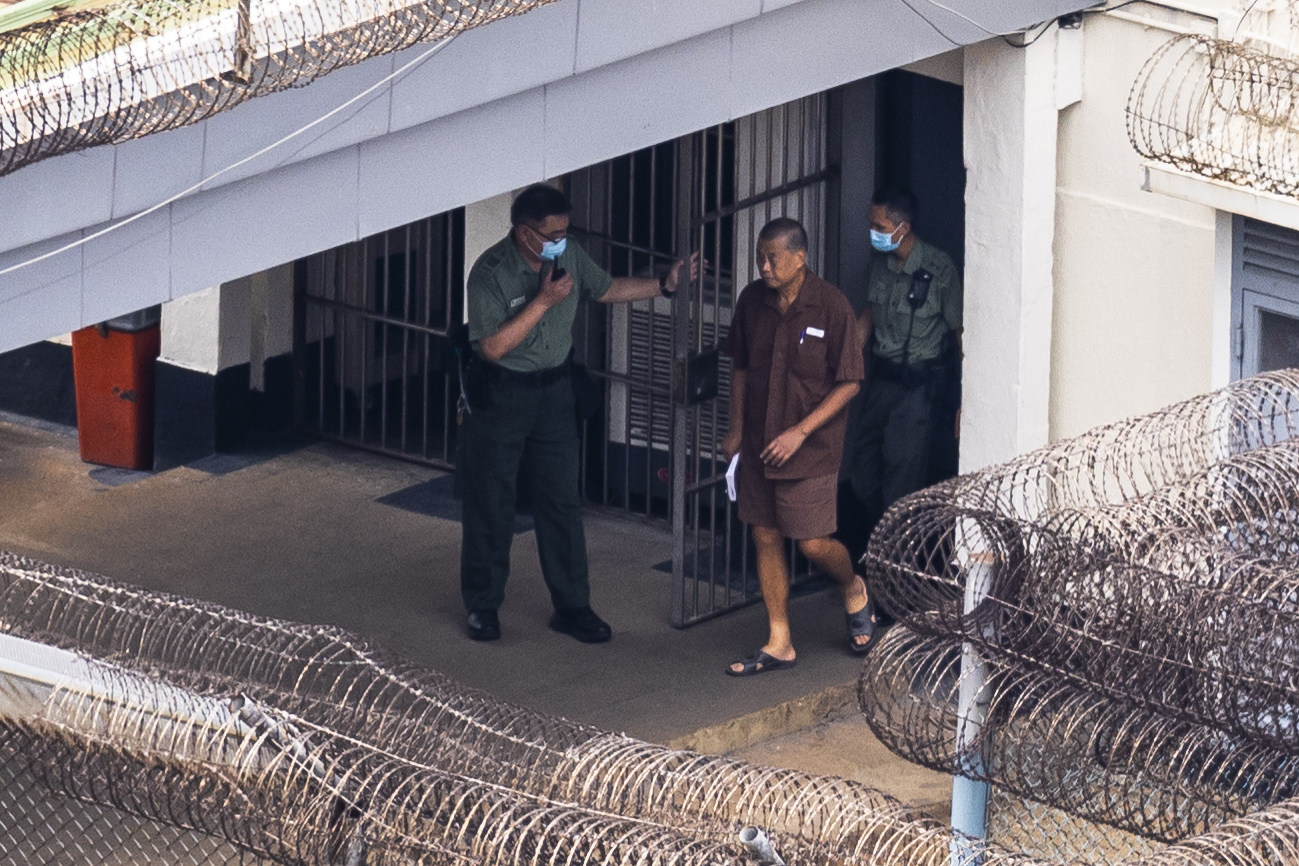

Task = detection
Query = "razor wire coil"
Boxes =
[860,368,1299,862]
[0,0,556,177]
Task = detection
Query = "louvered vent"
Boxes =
[1242,218,1299,282]
[626,308,731,454]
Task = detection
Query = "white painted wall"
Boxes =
[1050,8,1222,440]
[0,0,1091,355]
[160,289,222,375]
[248,264,295,390]
[961,35,1061,471]
[158,268,290,379]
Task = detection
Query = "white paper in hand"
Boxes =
[725,453,740,502]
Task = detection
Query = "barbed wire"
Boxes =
[1128,32,1299,197]
[11,369,1299,863]
[860,368,1299,861]
[0,549,1045,866]
[0,0,555,178]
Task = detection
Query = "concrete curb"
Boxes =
[668,680,858,754]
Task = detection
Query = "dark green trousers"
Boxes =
[458,374,590,613]
[844,376,933,522]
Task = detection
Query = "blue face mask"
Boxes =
[870,227,900,253]
[540,237,567,261]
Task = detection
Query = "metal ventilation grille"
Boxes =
[626,307,730,452]
[1242,218,1299,282]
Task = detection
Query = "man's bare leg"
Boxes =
[800,535,872,649]
[728,525,796,674]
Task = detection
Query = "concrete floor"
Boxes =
[0,411,951,816]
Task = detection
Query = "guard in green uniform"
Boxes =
[841,188,962,557]
[459,183,697,643]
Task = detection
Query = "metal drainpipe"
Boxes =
[950,517,993,866]
[738,826,785,865]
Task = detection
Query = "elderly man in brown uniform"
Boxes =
[721,217,875,677]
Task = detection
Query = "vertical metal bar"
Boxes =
[728,121,744,604]
[427,217,437,462]
[324,252,335,434]
[810,97,818,259]
[380,234,391,450]
[795,97,805,227]
[358,238,370,443]
[764,106,774,229]
[704,123,723,614]
[627,155,647,516]
[748,112,758,285]
[649,146,658,266]
[589,172,612,508]
[601,164,628,515]
[670,132,696,627]
[400,225,412,455]
[315,302,325,434]
[336,250,348,438]
[441,214,452,464]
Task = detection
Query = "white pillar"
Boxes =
[249,264,295,391]
[464,192,514,292]
[961,34,1061,470]
[160,287,223,375]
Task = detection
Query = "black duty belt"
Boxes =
[871,354,936,386]
[486,358,572,387]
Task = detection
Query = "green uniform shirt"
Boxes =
[866,238,962,365]
[466,234,613,372]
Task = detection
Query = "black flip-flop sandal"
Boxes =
[846,577,877,655]
[725,650,797,677]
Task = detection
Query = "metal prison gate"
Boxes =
[568,93,835,626]
[294,93,833,627]
[294,211,466,467]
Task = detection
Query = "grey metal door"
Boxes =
[1234,217,1299,379]
[570,92,835,626]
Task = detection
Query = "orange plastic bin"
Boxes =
[71,307,162,470]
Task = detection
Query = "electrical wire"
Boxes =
[903,0,1063,50]
[1002,19,1056,48]
[898,0,962,47]
[914,0,1002,36]
[0,32,459,281]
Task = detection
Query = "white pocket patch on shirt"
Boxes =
[805,326,825,338]
[510,296,526,309]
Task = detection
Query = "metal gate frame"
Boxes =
[291,95,835,628]
[569,92,837,626]
[293,211,465,468]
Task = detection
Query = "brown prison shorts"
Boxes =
[736,460,838,540]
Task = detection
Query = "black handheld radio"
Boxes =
[907,269,933,310]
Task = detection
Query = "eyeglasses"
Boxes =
[526,223,567,243]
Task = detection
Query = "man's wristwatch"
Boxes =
[659,273,673,298]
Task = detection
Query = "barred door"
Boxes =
[570,92,835,626]
[293,211,465,467]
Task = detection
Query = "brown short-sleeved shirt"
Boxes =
[725,271,864,480]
